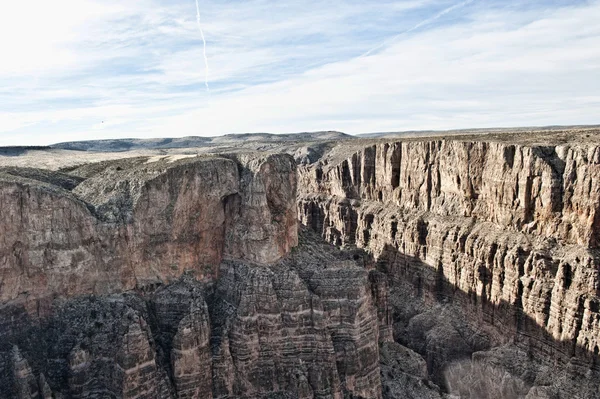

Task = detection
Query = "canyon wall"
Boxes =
[3,134,600,398]
[0,230,384,399]
[0,154,298,307]
[298,139,600,372]
[0,155,385,398]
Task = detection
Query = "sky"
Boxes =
[0,0,599,145]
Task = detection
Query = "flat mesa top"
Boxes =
[362,126,600,144]
[0,126,598,171]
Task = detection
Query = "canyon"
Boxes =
[0,128,599,398]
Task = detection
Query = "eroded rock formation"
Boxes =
[0,229,383,398]
[0,153,384,398]
[298,137,600,397]
[0,154,297,307]
[2,130,600,398]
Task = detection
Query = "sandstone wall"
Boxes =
[0,230,383,399]
[0,156,385,398]
[298,139,600,366]
[0,154,298,306]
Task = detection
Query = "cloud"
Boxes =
[148,0,600,135]
[0,0,138,75]
[0,0,598,145]
[361,0,476,57]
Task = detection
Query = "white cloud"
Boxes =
[0,0,133,75]
[147,1,600,135]
[0,0,599,145]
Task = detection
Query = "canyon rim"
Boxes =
[0,128,599,398]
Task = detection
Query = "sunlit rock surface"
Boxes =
[1,129,600,398]
[298,133,600,398]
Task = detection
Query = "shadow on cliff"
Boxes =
[371,243,600,394]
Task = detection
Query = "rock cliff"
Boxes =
[0,154,297,307]
[2,130,600,398]
[0,229,383,398]
[0,153,384,398]
[298,134,600,397]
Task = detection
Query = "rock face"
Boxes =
[211,230,382,399]
[298,138,600,397]
[1,154,368,398]
[0,154,298,306]
[379,342,444,399]
[3,131,600,398]
[0,153,384,398]
[222,154,298,265]
[299,140,600,246]
[0,230,383,398]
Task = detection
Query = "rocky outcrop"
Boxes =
[379,342,444,399]
[300,140,600,247]
[0,154,297,306]
[0,229,383,398]
[151,277,213,398]
[11,346,39,399]
[4,131,600,398]
[210,229,382,399]
[298,138,600,397]
[222,154,298,265]
[0,151,388,398]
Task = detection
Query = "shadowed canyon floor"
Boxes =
[0,127,599,398]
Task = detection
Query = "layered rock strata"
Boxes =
[3,132,600,398]
[298,139,600,397]
[0,154,297,307]
[0,153,384,398]
[0,229,383,398]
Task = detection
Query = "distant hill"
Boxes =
[357,125,600,139]
[51,131,353,152]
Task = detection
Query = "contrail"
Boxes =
[195,0,210,91]
[360,0,475,58]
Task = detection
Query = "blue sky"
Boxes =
[0,0,599,145]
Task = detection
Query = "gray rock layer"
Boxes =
[0,154,298,306]
[3,133,600,398]
[0,230,383,399]
[298,138,600,397]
